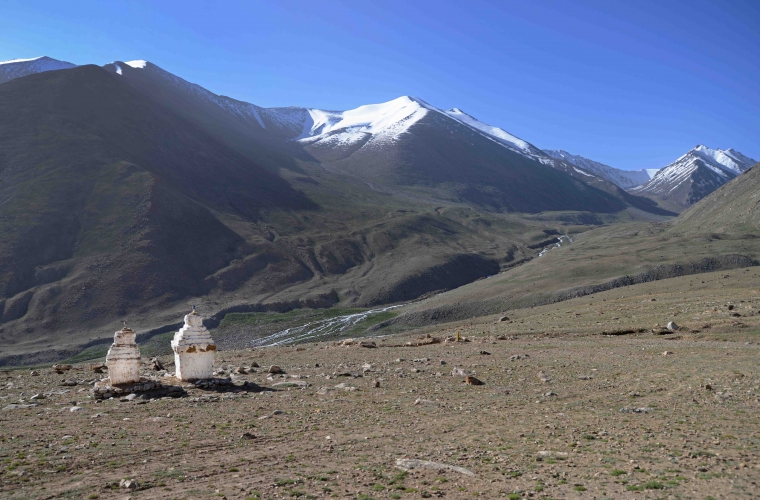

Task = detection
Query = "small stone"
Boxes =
[60,380,78,386]
[499,316,510,322]
[663,351,673,356]
[439,360,447,365]
[667,321,679,332]
[122,393,138,401]
[251,361,260,368]
[479,350,491,356]
[119,479,138,490]
[465,375,484,386]
[538,371,552,383]
[29,370,39,376]
[359,341,377,348]
[451,367,469,377]
[241,432,256,440]
[69,406,84,412]
[373,380,380,388]
[30,393,46,400]
[150,357,165,371]
[268,365,284,374]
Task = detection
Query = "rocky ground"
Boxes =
[1,269,759,499]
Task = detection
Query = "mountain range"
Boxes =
[0,56,756,364]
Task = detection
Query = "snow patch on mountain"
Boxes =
[0,56,76,84]
[543,149,653,189]
[125,60,148,69]
[445,108,532,152]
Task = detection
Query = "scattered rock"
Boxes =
[30,393,46,400]
[3,404,38,411]
[538,371,552,383]
[667,321,679,332]
[359,341,377,348]
[465,375,484,386]
[663,351,674,356]
[251,361,260,368]
[510,354,529,361]
[413,398,437,406]
[395,458,475,477]
[451,367,470,377]
[479,350,491,356]
[339,338,355,346]
[499,316,510,322]
[268,365,284,374]
[578,375,594,380]
[60,380,77,386]
[52,364,72,373]
[90,363,106,373]
[620,407,653,414]
[536,450,569,461]
[241,432,256,440]
[69,406,85,412]
[373,380,380,388]
[150,357,165,371]
[272,380,310,388]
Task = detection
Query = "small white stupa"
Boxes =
[105,323,142,385]
[171,307,216,381]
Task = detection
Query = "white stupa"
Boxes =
[105,323,142,385]
[171,307,216,381]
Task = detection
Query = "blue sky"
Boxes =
[1,0,758,170]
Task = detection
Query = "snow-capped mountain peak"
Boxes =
[0,56,76,85]
[631,145,756,208]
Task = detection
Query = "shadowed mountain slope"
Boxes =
[0,66,316,340]
[101,61,307,171]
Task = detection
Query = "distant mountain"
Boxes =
[543,149,655,189]
[631,145,757,209]
[0,56,76,84]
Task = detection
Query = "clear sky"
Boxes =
[1,0,758,170]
